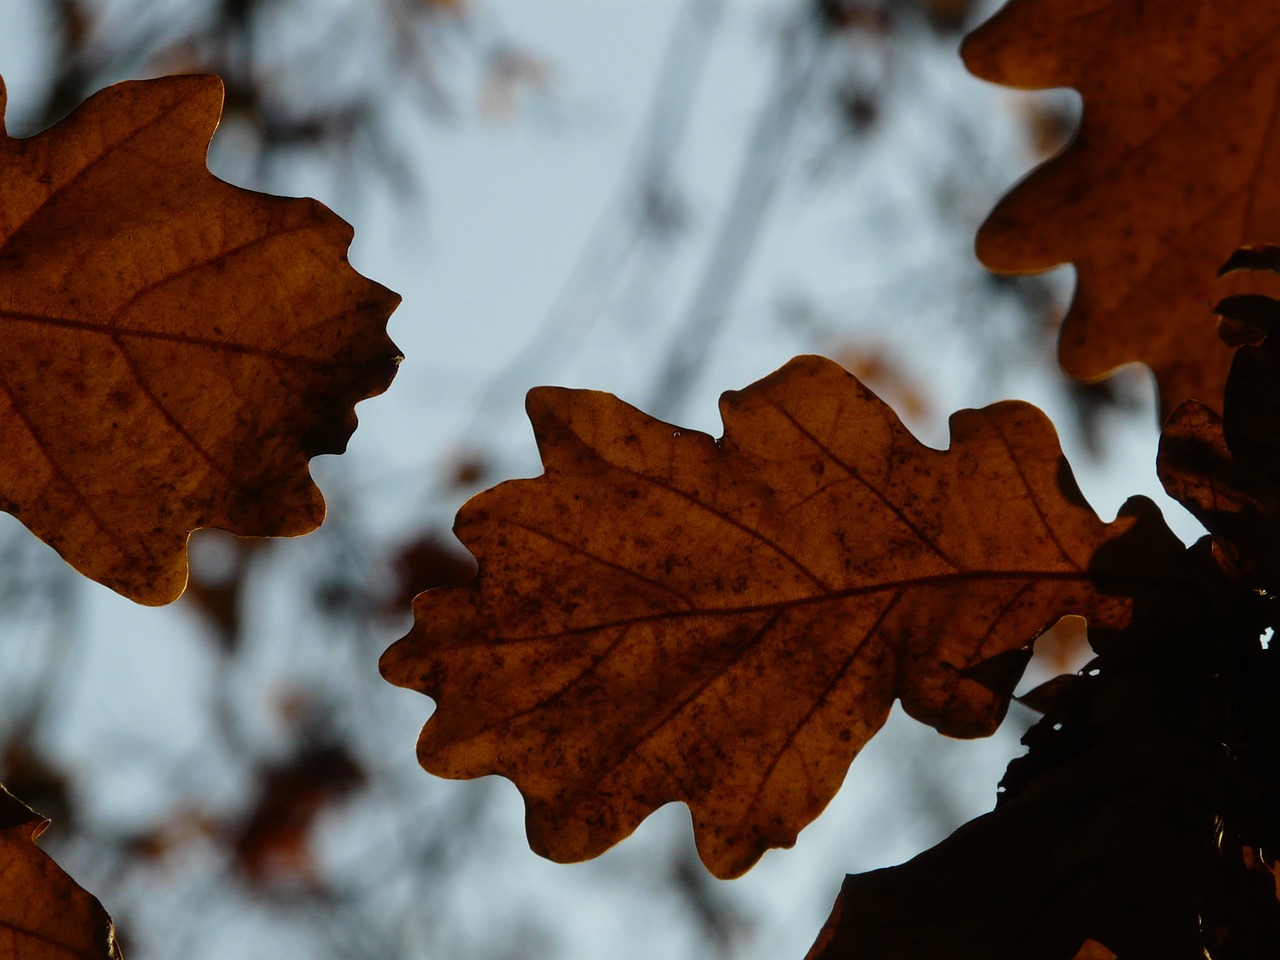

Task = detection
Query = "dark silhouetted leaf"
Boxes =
[0,785,122,960]
[1159,334,1280,590]
[1015,670,1086,715]
[0,74,401,604]
[1213,295,1280,345]
[382,355,1176,878]
[806,733,1214,960]
[1219,245,1280,278]
[962,2,1280,416]
[805,608,1280,960]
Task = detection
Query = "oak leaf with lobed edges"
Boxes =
[0,74,401,604]
[962,0,1280,416]
[382,355,1172,878]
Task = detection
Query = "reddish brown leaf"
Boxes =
[381,355,1169,878]
[1069,942,1118,960]
[0,785,122,960]
[0,74,401,604]
[962,2,1280,416]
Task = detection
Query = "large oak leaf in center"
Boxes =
[381,355,1161,878]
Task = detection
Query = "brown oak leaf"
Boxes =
[381,355,1170,878]
[0,785,122,960]
[962,1,1280,416]
[0,74,401,604]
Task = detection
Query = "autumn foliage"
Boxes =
[0,72,398,956]
[4,0,1280,957]
[0,74,400,604]
[962,0,1280,419]
[381,355,1167,879]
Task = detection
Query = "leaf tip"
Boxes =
[957,24,994,80]
[180,72,226,113]
[523,384,606,466]
[118,560,191,608]
[377,634,412,690]
[523,384,567,421]
[696,837,770,881]
[972,204,1052,275]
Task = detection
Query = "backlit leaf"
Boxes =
[0,74,401,604]
[0,785,122,960]
[381,355,1172,878]
[962,1,1280,415]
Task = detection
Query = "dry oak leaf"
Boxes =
[962,0,1280,416]
[0,785,122,960]
[381,354,1163,878]
[0,74,401,604]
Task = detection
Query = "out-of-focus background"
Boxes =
[0,1,1199,958]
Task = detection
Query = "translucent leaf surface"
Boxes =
[382,355,1167,877]
[963,0,1280,415]
[0,74,401,603]
[0,786,122,960]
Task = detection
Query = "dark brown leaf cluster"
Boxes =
[6,0,1280,957]
[378,1,1280,955]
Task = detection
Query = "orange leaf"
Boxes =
[0,786,122,960]
[0,74,401,604]
[1070,942,1119,960]
[962,1,1280,416]
[381,355,1170,878]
